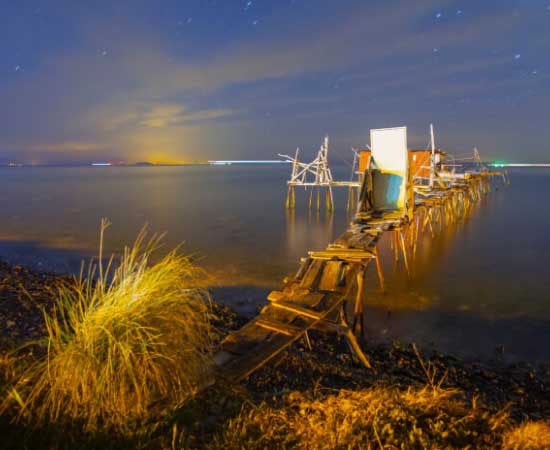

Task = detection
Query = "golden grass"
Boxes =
[2,220,213,431]
[211,385,513,450]
[210,349,548,449]
[0,353,19,401]
[502,421,550,450]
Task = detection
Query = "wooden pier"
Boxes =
[212,127,508,383]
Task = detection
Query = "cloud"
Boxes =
[0,0,545,162]
[92,102,237,131]
[24,141,103,152]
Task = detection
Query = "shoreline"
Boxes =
[1,259,549,447]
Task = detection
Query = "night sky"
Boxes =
[1,0,549,164]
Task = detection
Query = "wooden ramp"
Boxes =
[213,217,400,382]
[211,137,506,383]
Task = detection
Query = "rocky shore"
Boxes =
[1,260,549,448]
[0,261,72,350]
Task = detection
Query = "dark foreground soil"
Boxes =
[1,261,549,449]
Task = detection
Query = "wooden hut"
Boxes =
[408,149,445,183]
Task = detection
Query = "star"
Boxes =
[532,69,538,75]
[252,19,259,26]
[433,47,439,53]
[101,50,108,56]
[456,10,462,15]
[14,65,20,72]
[514,53,521,60]
[244,1,253,11]
[435,12,442,19]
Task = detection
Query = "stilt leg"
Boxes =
[373,246,385,294]
[345,327,372,368]
[303,330,312,351]
[353,267,366,337]
[339,305,372,369]
[413,215,420,258]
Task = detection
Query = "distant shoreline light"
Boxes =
[208,160,291,165]
[491,163,550,168]
[91,163,112,166]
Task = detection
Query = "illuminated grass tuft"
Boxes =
[211,385,549,450]
[4,220,213,431]
[502,421,550,450]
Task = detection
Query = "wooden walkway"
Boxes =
[212,172,505,382]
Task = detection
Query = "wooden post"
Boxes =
[373,246,385,294]
[303,330,312,351]
[353,267,366,337]
[413,213,420,258]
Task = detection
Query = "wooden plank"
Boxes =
[218,293,347,381]
[269,300,323,320]
[219,322,272,355]
[299,259,325,289]
[294,257,312,281]
[309,249,374,261]
[220,334,295,381]
[318,260,344,291]
[255,318,303,336]
[267,290,285,302]
[286,291,326,307]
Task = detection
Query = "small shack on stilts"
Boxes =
[279,136,360,213]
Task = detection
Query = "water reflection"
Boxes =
[0,166,549,361]
[285,207,335,263]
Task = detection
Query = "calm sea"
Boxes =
[1,166,549,362]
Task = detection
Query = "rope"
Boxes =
[330,148,353,168]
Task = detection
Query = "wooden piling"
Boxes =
[373,246,385,294]
[352,267,366,337]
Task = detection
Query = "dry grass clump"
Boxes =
[0,353,20,400]
[2,220,213,431]
[212,385,512,450]
[502,421,550,450]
